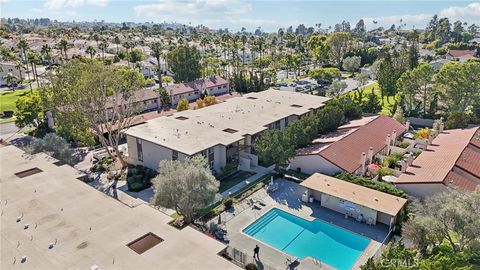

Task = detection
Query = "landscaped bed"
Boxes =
[218,170,255,193]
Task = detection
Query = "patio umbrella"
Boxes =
[368,164,381,171]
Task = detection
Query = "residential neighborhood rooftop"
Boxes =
[297,115,406,173]
[0,145,238,270]
[394,127,480,191]
[124,90,330,155]
[300,173,408,216]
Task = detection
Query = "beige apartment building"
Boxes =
[124,90,330,173]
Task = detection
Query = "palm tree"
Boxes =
[122,40,133,67]
[57,39,70,60]
[85,45,96,59]
[40,44,52,65]
[3,73,19,91]
[114,35,121,54]
[27,51,40,88]
[149,42,163,88]
[98,40,108,60]
[241,34,247,67]
[14,61,24,81]
[17,38,32,91]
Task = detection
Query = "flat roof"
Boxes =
[124,90,330,155]
[0,145,239,270]
[394,127,479,186]
[300,173,407,216]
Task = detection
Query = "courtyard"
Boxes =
[210,179,390,270]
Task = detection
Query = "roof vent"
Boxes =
[374,197,378,202]
[223,128,238,134]
[247,97,258,100]
[15,168,43,178]
[291,104,303,108]
[127,232,163,254]
[175,116,189,120]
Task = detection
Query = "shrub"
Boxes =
[384,152,405,169]
[126,165,156,192]
[335,172,406,198]
[446,111,469,129]
[3,110,14,118]
[415,128,430,139]
[223,198,233,209]
[396,141,410,149]
[245,263,258,270]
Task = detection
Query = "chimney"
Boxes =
[401,160,407,173]
[423,139,428,150]
[428,133,434,145]
[405,120,410,131]
[407,154,414,166]
[360,152,367,175]
[391,130,397,145]
[385,134,391,155]
[368,147,374,164]
[439,122,444,133]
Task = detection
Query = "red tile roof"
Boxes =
[469,129,480,148]
[395,127,480,190]
[444,171,480,192]
[447,49,476,58]
[319,116,406,173]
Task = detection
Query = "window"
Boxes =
[172,150,178,161]
[126,233,163,254]
[15,167,43,178]
[136,138,143,162]
[202,147,214,169]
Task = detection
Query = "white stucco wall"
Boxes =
[395,183,448,199]
[207,84,229,96]
[289,155,342,176]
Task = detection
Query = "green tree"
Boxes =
[150,42,164,88]
[150,155,219,224]
[397,62,436,117]
[2,73,18,90]
[41,59,145,166]
[435,61,480,113]
[445,111,469,129]
[167,45,202,82]
[316,104,344,134]
[326,32,351,67]
[176,98,189,111]
[157,88,171,109]
[129,48,144,68]
[361,89,382,113]
[15,91,44,128]
[253,129,294,168]
[29,133,76,165]
[308,67,340,82]
[342,55,361,74]
[284,116,318,148]
[328,79,347,97]
[85,45,96,59]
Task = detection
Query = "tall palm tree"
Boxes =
[27,51,40,87]
[114,35,121,54]
[40,44,52,65]
[122,40,133,67]
[149,42,163,88]
[241,34,247,67]
[98,40,108,60]
[85,45,96,59]
[14,61,24,81]
[17,38,32,91]
[57,39,70,60]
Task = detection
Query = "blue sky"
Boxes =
[2,0,480,32]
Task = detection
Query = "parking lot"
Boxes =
[271,77,321,93]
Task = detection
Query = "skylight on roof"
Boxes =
[127,232,163,254]
[175,116,189,120]
[223,128,238,134]
[15,167,43,178]
[291,104,303,108]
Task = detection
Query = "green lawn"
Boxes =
[0,89,30,113]
[218,170,255,193]
[346,82,398,116]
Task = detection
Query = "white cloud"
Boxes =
[439,2,480,22]
[363,14,432,28]
[134,0,252,23]
[44,0,108,10]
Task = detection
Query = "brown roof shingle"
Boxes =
[444,171,480,192]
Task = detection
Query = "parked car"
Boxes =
[272,86,280,90]
[289,83,297,87]
[294,86,303,92]
[279,82,287,87]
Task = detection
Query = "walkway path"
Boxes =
[220,166,272,197]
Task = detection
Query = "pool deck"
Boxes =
[213,179,389,270]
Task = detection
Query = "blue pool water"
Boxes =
[243,208,370,270]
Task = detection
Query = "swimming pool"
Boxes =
[243,208,370,270]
